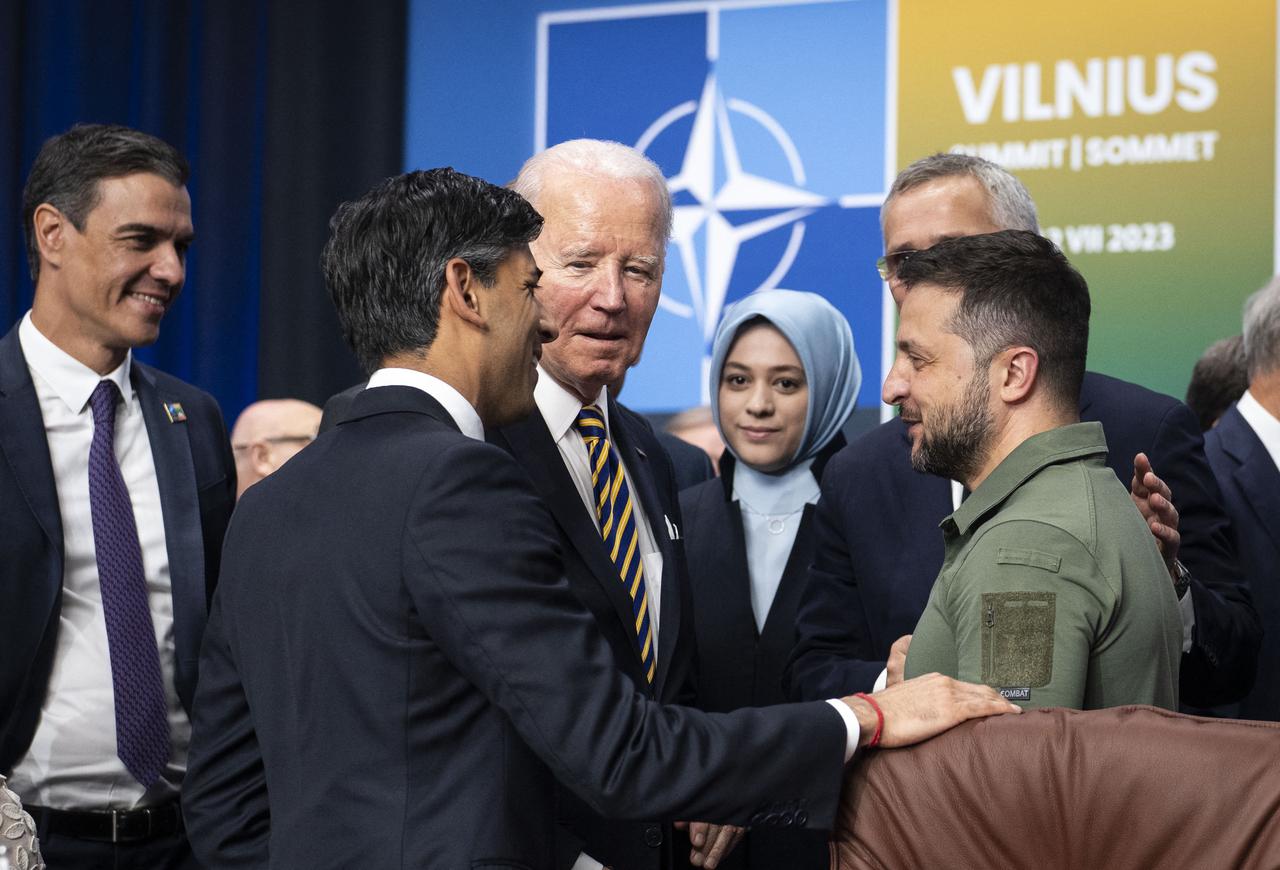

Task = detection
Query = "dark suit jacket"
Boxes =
[658,430,716,491]
[492,397,699,870]
[678,443,843,870]
[183,386,847,870]
[1205,404,1280,720]
[786,371,1260,709]
[0,322,235,773]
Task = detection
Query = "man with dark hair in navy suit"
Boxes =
[1206,276,1280,720]
[183,166,1019,869]
[0,123,236,868]
[787,153,1260,711]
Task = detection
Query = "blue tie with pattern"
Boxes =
[88,379,170,787]
[575,405,656,684]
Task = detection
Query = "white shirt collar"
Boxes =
[1237,389,1280,470]
[732,458,820,516]
[18,310,133,413]
[365,367,484,441]
[533,364,609,441]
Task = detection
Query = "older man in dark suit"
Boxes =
[183,167,1017,869]
[1206,277,1280,720]
[0,124,235,869]
[787,153,1259,711]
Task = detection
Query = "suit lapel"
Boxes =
[133,365,205,708]
[608,403,681,694]
[1221,409,1280,553]
[500,413,644,668]
[0,326,64,623]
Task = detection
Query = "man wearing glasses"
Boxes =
[787,152,1259,714]
[230,398,322,498]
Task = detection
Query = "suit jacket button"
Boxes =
[764,812,781,827]
[795,810,809,826]
[749,812,766,827]
[644,824,663,847]
[779,812,795,827]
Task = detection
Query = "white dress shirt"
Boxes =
[365,368,484,440]
[1237,389,1280,472]
[533,367,663,650]
[9,313,185,810]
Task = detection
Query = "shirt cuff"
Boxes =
[873,668,888,692]
[1179,582,1196,654]
[572,853,606,870]
[825,698,862,762]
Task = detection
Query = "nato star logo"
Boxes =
[540,0,889,411]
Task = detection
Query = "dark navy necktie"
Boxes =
[88,379,170,787]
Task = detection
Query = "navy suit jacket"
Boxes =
[1206,404,1280,720]
[492,397,699,870]
[0,322,236,773]
[678,444,843,870]
[657,430,716,492]
[787,371,1260,709]
[184,386,846,870]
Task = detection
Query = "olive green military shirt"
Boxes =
[904,422,1181,710]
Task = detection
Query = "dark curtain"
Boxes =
[0,0,405,424]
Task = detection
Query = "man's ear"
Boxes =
[441,257,486,328]
[996,346,1039,404]
[249,441,276,478]
[32,203,70,270]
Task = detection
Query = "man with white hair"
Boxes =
[1205,277,1280,719]
[494,139,726,870]
[230,398,321,498]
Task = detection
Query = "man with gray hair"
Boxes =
[788,152,1259,712]
[1205,277,1280,719]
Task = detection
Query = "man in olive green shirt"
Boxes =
[888,231,1181,710]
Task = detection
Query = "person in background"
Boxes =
[665,405,725,476]
[1205,278,1280,720]
[1186,335,1248,432]
[230,398,322,498]
[680,289,859,870]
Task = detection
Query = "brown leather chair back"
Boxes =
[833,706,1280,869]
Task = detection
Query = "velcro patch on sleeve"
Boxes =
[981,591,1056,688]
[995,547,1062,573]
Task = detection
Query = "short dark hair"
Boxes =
[22,123,189,281]
[321,168,544,374]
[1186,335,1248,431]
[896,230,1091,410]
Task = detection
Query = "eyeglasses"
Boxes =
[231,435,315,452]
[875,250,921,281]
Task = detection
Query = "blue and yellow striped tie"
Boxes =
[576,404,656,684]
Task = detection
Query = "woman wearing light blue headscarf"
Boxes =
[678,289,859,870]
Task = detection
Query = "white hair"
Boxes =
[510,139,673,240]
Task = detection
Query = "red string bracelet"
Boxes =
[853,692,884,748]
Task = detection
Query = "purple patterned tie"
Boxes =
[88,379,170,787]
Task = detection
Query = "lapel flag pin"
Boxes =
[164,402,187,423]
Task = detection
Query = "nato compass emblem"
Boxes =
[539,0,890,412]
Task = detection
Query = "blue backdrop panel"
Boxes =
[0,1,267,424]
[405,0,889,413]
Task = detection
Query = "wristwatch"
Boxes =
[1171,559,1192,600]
